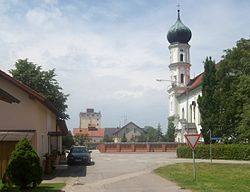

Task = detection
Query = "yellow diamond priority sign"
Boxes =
[184,134,202,150]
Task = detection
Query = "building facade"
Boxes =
[113,122,145,142]
[167,9,202,142]
[0,70,67,178]
[79,108,101,130]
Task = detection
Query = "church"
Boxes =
[166,9,203,142]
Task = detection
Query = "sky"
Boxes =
[0,0,249,132]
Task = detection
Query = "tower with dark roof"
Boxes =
[166,8,201,143]
[167,8,192,118]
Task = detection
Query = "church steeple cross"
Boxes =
[177,3,181,11]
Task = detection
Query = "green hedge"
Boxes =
[177,144,250,160]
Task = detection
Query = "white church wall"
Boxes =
[177,87,202,134]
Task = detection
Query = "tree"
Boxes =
[7,138,42,190]
[197,57,218,144]
[121,133,127,142]
[144,126,158,142]
[165,116,175,142]
[102,135,114,142]
[216,38,250,142]
[74,134,91,145]
[137,132,147,142]
[9,59,69,119]
[156,123,163,142]
[62,131,75,149]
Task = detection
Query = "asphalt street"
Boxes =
[44,150,250,192]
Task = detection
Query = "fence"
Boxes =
[97,142,184,153]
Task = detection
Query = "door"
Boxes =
[0,141,17,179]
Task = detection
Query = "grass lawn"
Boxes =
[0,182,65,192]
[155,163,250,192]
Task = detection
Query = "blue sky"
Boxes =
[0,0,249,131]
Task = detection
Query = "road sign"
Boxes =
[211,137,222,141]
[184,134,202,150]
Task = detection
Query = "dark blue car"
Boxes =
[67,146,92,165]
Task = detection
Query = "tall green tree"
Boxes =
[165,116,175,142]
[62,131,75,149]
[156,123,163,142]
[216,38,250,142]
[144,126,158,142]
[9,59,69,119]
[198,57,218,144]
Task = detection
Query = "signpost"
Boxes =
[184,133,202,180]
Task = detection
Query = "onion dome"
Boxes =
[167,10,192,44]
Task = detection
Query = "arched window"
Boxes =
[181,74,184,84]
[192,101,196,121]
[182,108,185,119]
[180,53,184,62]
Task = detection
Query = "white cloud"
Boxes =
[0,0,249,131]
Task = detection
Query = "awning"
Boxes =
[0,88,20,104]
[0,131,35,141]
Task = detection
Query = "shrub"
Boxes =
[7,138,43,189]
[177,144,250,160]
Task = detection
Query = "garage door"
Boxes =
[0,141,17,179]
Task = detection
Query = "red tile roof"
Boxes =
[188,73,203,91]
[178,73,203,97]
[73,128,105,137]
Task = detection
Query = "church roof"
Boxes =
[187,73,203,91]
[178,73,203,97]
[167,9,192,44]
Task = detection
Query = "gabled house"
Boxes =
[113,122,145,142]
[0,69,67,178]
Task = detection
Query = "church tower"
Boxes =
[167,8,192,117]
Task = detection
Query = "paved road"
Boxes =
[44,150,250,192]
[44,151,192,192]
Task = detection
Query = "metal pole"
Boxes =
[192,149,196,180]
[210,129,212,164]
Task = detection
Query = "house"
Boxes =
[0,69,68,178]
[73,128,105,143]
[166,9,202,142]
[113,122,145,142]
[103,128,119,141]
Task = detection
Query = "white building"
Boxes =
[167,9,203,142]
[79,108,101,130]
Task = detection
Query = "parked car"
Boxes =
[67,146,92,166]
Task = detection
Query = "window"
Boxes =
[181,74,184,84]
[190,104,192,123]
[192,101,196,121]
[182,108,185,119]
[180,53,184,61]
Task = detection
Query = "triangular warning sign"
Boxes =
[184,134,202,150]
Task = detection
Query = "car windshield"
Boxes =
[71,147,88,153]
